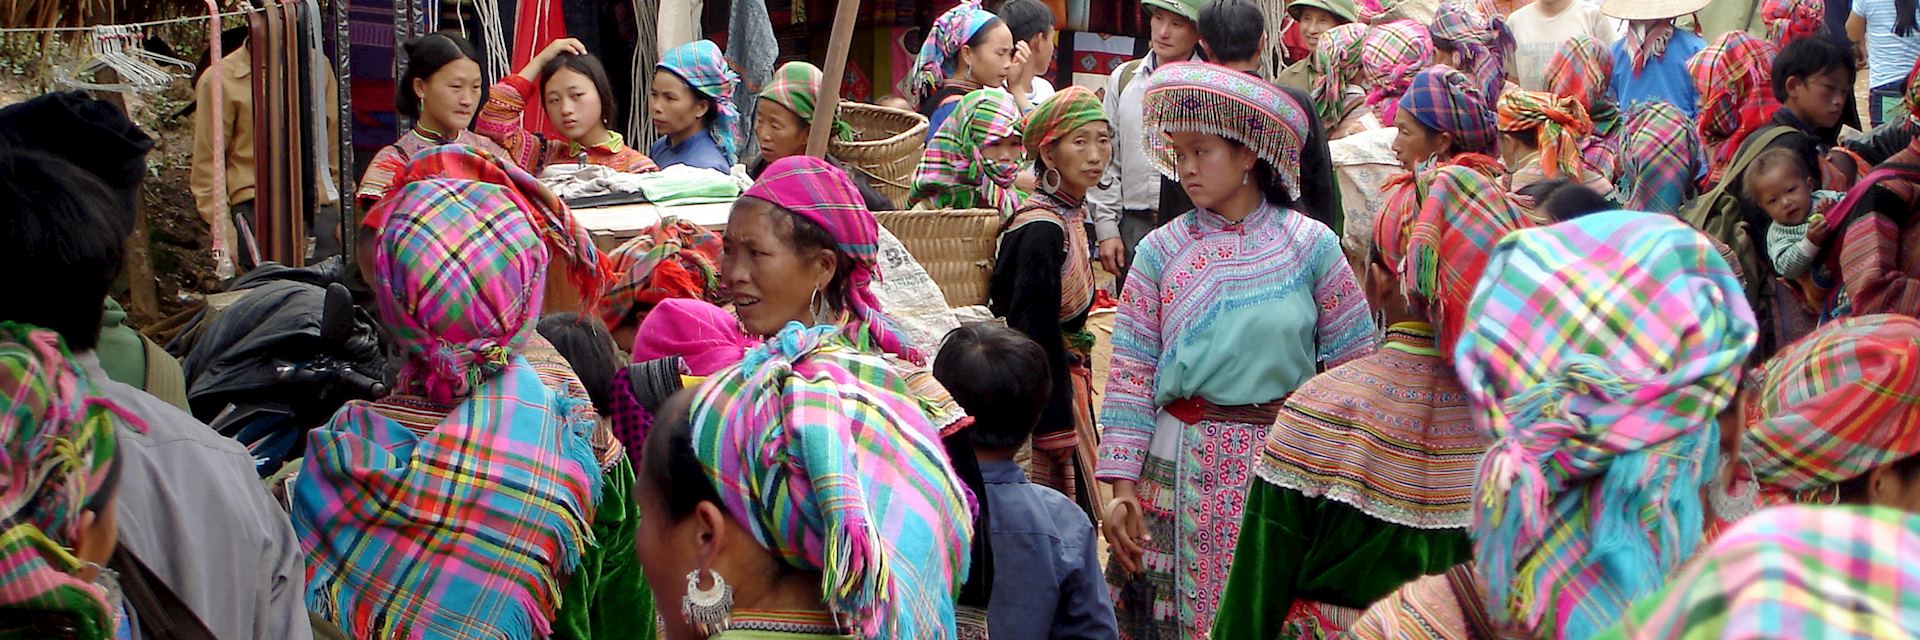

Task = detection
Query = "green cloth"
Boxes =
[1143,0,1207,20]
[1290,0,1359,23]
[553,456,656,640]
[636,166,743,206]
[1212,482,1474,639]
[1273,59,1316,94]
[95,297,189,411]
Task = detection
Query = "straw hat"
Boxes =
[1600,0,1710,21]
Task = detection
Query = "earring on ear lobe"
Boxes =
[810,286,834,325]
[682,569,735,633]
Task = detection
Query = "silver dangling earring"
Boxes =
[1242,170,1250,186]
[809,288,832,325]
[1039,166,1064,193]
[683,568,734,634]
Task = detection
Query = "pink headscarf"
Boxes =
[630,298,755,375]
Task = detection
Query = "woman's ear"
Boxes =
[692,501,729,566]
[412,77,429,101]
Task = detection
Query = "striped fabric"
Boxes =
[1358,21,1433,124]
[1617,101,1703,215]
[657,40,742,165]
[1745,314,1920,495]
[1457,210,1757,638]
[1690,32,1780,184]
[760,61,852,141]
[1311,23,1371,124]
[1603,505,1920,640]
[688,323,974,640]
[1428,0,1512,102]
[912,88,1024,218]
[906,0,1000,103]
[1497,90,1594,180]
[1398,66,1499,158]
[1405,164,1531,356]
[1008,191,1098,321]
[1544,35,1622,181]
[598,216,724,335]
[1141,62,1309,201]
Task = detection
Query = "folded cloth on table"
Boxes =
[540,164,743,206]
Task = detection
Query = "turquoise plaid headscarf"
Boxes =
[659,40,742,165]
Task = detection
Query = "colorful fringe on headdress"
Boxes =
[1404,164,1531,356]
[1690,32,1780,183]
[1498,90,1595,180]
[1545,34,1623,178]
[1141,61,1308,202]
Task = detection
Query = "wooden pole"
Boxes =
[93,69,160,325]
[806,0,862,158]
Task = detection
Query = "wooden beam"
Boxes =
[806,0,862,158]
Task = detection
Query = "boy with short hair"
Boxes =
[1746,36,1862,189]
[934,323,1118,640]
[1090,0,1205,289]
[1507,0,1619,89]
[997,0,1059,110]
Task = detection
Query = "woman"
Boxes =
[0,325,135,639]
[749,62,896,212]
[907,0,1016,135]
[651,40,740,172]
[1357,21,1433,128]
[599,216,725,352]
[1358,66,1504,272]
[1743,314,1920,509]
[1429,0,1514,101]
[1348,211,1757,639]
[1099,62,1376,638]
[1690,31,1781,187]
[1212,163,1524,639]
[1498,89,1615,207]
[478,38,658,174]
[1311,23,1371,136]
[1544,35,1625,183]
[636,326,975,639]
[911,88,1025,217]
[358,33,509,206]
[296,166,650,639]
[1616,101,1704,215]
[991,86,1110,519]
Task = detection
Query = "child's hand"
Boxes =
[1806,213,1832,245]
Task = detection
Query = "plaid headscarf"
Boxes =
[1023,85,1107,161]
[1142,61,1309,201]
[1403,164,1530,356]
[1359,21,1434,123]
[1429,0,1513,101]
[0,323,140,640]
[689,323,973,640]
[1498,90,1594,180]
[1458,210,1756,638]
[1761,0,1826,46]
[1605,505,1920,639]
[744,156,921,364]
[599,217,724,335]
[1745,314,1920,497]
[1625,21,1678,76]
[912,88,1024,218]
[906,0,1000,104]
[1399,65,1499,156]
[1311,23,1371,124]
[760,61,853,142]
[1906,56,1920,126]
[658,40,742,165]
[1545,35,1623,173]
[1690,32,1780,181]
[1617,101,1703,215]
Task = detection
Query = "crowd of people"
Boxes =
[8,0,1920,638]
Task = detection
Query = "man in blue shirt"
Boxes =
[933,324,1119,639]
[1603,0,1709,118]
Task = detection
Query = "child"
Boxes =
[1747,37,1861,190]
[478,38,658,174]
[1747,148,1845,308]
[997,0,1059,111]
[534,312,623,417]
[933,323,1119,639]
[651,40,740,172]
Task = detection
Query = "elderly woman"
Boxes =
[911,88,1026,218]
[1346,211,1757,639]
[295,161,648,639]
[1347,66,1506,271]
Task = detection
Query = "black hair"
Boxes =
[1252,158,1297,210]
[932,324,1053,451]
[967,16,1008,48]
[1833,452,1920,503]
[1531,178,1612,222]
[742,197,859,316]
[639,389,722,522]
[538,52,621,130]
[80,451,124,514]
[1900,0,1919,37]
[396,32,482,120]
[996,0,1054,45]
[1770,37,1853,102]
[1199,0,1267,65]
[1739,148,1813,204]
[656,67,719,129]
[0,149,124,352]
[535,312,622,416]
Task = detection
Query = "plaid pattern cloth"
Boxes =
[1761,0,1826,46]
[1311,23,1370,124]
[1545,34,1623,178]
[1907,56,1920,126]
[1617,101,1703,215]
[1690,32,1780,183]
[1457,211,1757,638]
[658,40,742,165]
[1745,314,1920,495]
[905,0,999,103]
[1604,505,1920,639]
[1142,61,1309,201]
[598,216,724,335]
[688,323,974,640]
[1429,0,1512,101]
[1359,21,1433,123]
[1498,90,1594,180]
[1405,164,1531,356]
[745,156,921,363]
[760,61,852,141]
[1625,21,1677,76]
[912,88,1025,218]
[1023,85,1107,162]
[1399,66,1499,156]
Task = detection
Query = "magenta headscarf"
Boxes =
[630,298,755,375]
[741,156,921,363]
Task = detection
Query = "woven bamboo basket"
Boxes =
[832,103,927,207]
[875,208,1001,308]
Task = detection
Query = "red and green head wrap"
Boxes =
[1745,314,1920,500]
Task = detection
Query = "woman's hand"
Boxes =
[520,38,589,80]
[1102,480,1149,574]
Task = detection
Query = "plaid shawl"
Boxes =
[1690,32,1780,183]
[0,323,140,640]
[1498,90,1594,180]
[745,156,922,364]
[912,88,1024,218]
[760,61,852,142]
[1625,20,1677,76]
[1400,65,1499,156]
[658,40,742,165]
[689,323,973,640]
[1605,505,1920,639]
[1907,56,1920,126]
[1023,85,1107,161]
[906,0,1000,103]
[1761,0,1826,46]
[1545,35,1623,177]
[1405,164,1531,356]
[1359,21,1434,123]
[1457,210,1756,638]
[1617,101,1703,214]
[1429,0,1513,101]
[1142,61,1309,201]
[598,216,724,336]
[1745,314,1920,496]
[1312,23,1371,124]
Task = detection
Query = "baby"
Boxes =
[1744,148,1845,305]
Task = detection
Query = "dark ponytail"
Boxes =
[1253,159,1296,210]
[1899,0,1917,37]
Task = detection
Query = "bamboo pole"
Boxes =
[805,0,861,158]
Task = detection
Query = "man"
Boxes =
[0,92,313,640]
[1089,0,1204,288]
[1507,0,1618,89]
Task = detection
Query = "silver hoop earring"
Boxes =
[683,568,734,633]
[1039,166,1064,193]
[809,288,832,325]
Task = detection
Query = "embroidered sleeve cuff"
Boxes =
[502,74,537,100]
[1096,441,1149,482]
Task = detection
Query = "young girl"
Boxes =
[477,38,658,174]
[650,40,739,172]
[908,0,1017,136]
[911,88,1026,217]
[357,32,508,206]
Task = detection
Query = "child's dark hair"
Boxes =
[1527,178,1612,222]
[539,52,621,130]
[0,149,124,352]
[995,0,1053,45]
[396,32,482,119]
[639,389,723,521]
[933,323,1053,451]
[1252,157,1297,209]
[1770,37,1853,102]
[1199,0,1267,64]
[535,312,622,416]
[1739,148,1812,203]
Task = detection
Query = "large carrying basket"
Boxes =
[875,208,1000,308]
[832,103,927,207]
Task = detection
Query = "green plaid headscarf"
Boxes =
[1311,23,1370,124]
[759,61,852,142]
[912,88,1025,217]
[1022,85,1107,161]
